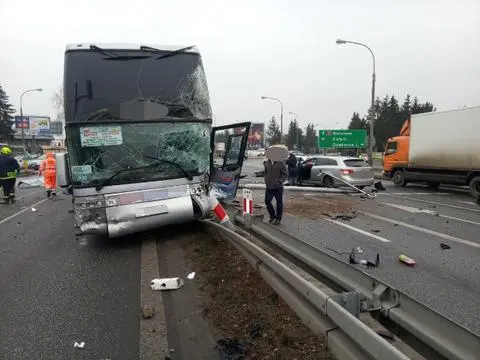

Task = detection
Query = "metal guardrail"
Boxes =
[205,220,412,360]
[234,215,480,360]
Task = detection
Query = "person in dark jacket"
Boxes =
[286,153,298,185]
[264,158,288,225]
[0,146,20,204]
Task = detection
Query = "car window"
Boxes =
[314,158,328,166]
[344,159,369,167]
[325,159,338,166]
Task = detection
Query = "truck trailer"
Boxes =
[383,106,480,198]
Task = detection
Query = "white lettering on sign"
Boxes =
[80,126,123,147]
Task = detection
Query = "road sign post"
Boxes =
[242,189,253,228]
[318,129,367,149]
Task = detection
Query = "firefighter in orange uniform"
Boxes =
[38,152,57,198]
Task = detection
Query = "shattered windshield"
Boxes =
[66,122,211,186]
[64,49,212,122]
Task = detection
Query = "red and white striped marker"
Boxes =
[209,195,235,231]
[242,189,253,216]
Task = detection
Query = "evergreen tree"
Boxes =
[266,116,281,145]
[348,112,367,130]
[304,123,317,154]
[0,84,15,142]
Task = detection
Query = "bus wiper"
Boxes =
[143,155,194,180]
[155,45,196,60]
[103,55,151,61]
[95,162,162,192]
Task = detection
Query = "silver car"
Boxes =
[297,156,374,189]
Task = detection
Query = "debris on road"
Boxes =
[350,249,380,268]
[217,338,247,360]
[141,305,155,319]
[324,211,357,221]
[356,246,364,254]
[150,277,184,290]
[187,271,196,280]
[370,228,381,233]
[440,243,451,250]
[73,341,85,349]
[186,232,330,359]
[285,197,354,221]
[398,254,416,266]
[31,207,37,212]
[374,181,386,191]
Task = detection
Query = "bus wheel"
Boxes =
[468,176,480,199]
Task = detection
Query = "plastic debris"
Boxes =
[186,272,196,280]
[73,341,85,349]
[398,254,416,266]
[217,338,247,360]
[150,277,184,290]
[31,207,37,212]
[440,243,451,250]
[356,247,364,254]
[370,229,380,233]
[350,249,380,268]
[323,211,357,220]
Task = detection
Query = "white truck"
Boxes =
[383,106,480,198]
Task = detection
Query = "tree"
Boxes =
[348,112,367,130]
[0,84,15,142]
[51,86,64,121]
[304,123,317,154]
[266,116,281,145]
[286,119,302,150]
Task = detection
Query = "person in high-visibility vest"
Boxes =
[0,146,20,204]
[38,152,57,198]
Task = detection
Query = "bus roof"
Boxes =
[65,43,200,54]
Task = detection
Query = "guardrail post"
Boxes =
[242,188,253,229]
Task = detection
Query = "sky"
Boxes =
[1,0,479,132]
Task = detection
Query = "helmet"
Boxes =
[0,146,12,156]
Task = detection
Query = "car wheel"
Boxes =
[392,169,407,187]
[322,176,334,188]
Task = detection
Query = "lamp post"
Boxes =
[336,38,376,166]
[289,111,300,150]
[261,96,284,144]
[19,88,43,154]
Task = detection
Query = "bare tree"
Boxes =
[51,86,64,121]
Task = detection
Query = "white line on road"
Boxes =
[381,202,480,226]
[0,198,48,226]
[326,219,391,242]
[379,192,449,196]
[382,193,480,213]
[139,235,169,360]
[459,200,476,206]
[357,210,480,249]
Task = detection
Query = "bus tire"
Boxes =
[468,176,480,199]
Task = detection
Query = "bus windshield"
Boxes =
[64,48,212,122]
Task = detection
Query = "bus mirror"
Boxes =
[56,153,71,187]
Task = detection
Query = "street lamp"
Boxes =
[19,88,43,154]
[336,38,376,166]
[261,96,284,144]
[289,111,300,149]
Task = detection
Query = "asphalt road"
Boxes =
[241,158,480,336]
[0,181,217,360]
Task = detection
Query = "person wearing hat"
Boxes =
[0,146,20,204]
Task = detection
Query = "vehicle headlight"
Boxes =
[189,185,204,196]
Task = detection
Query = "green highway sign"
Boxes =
[318,129,367,148]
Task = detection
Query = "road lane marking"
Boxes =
[140,234,169,360]
[381,202,480,226]
[357,210,480,249]
[379,192,449,196]
[459,200,476,206]
[382,193,480,213]
[0,198,48,226]
[326,219,391,242]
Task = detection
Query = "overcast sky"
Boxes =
[1,0,479,131]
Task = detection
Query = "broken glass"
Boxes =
[67,122,211,186]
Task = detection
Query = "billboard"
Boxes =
[248,123,264,148]
[14,115,51,136]
[49,121,64,135]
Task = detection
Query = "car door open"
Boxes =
[210,122,251,202]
